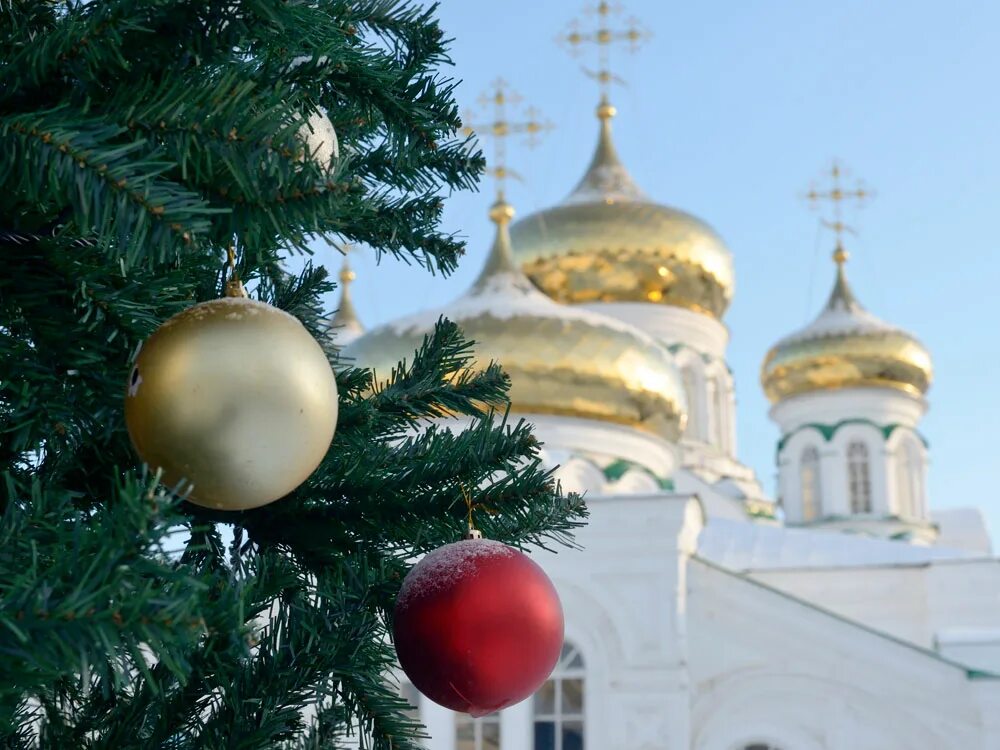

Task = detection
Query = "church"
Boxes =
[330,11,1000,750]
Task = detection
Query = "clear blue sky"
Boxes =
[325,1,1000,540]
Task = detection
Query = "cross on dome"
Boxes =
[557,1,651,111]
[460,78,553,209]
[804,160,874,265]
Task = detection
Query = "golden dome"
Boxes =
[326,254,364,346]
[761,250,933,403]
[509,100,734,319]
[344,200,688,441]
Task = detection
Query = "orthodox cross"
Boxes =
[804,160,873,264]
[557,1,651,100]
[461,78,552,202]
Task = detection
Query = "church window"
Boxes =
[800,446,821,521]
[681,367,700,440]
[533,643,585,750]
[455,711,500,750]
[847,441,872,513]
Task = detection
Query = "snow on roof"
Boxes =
[697,517,982,571]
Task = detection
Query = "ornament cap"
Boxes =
[463,524,484,540]
[224,278,248,298]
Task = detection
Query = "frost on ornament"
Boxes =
[395,539,515,610]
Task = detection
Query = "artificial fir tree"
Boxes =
[0,2,585,747]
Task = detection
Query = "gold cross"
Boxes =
[557,1,651,99]
[804,160,874,263]
[461,78,552,201]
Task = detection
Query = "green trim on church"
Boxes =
[602,458,674,491]
[777,418,930,456]
[667,341,713,365]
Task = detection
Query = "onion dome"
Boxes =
[344,199,688,441]
[761,247,933,403]
[326,255,364,346]
[509,99,734,319]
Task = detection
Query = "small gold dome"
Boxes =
[509,101,734,319]
[345,201,688,441]
[326,254,364,346]
[761,252,933,403]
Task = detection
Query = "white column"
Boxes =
[422,700,455,750]
[777,451,794,522]
[501,699,533,750]
[725,375,737,456]
[872,444,891,516]
[705,377,719,449]
[819,446,845,516]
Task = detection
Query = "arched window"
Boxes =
[681,367,700,440]
[455,711,500,750]
[534,643,584,750]
[847,441,872,514]
[714,375,729,449]
[799,446,821,521]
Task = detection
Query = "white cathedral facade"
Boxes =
[332,94,1000,750]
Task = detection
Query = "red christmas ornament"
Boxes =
[393,535,564,717]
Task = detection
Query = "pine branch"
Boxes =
[0,2,580,746]
[0,473,213,703]
[0,111,220,262]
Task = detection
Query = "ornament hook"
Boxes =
[462,485,496,540]
[225,245,248,298]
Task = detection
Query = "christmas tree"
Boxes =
[0,2,585,747]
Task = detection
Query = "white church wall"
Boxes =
[971,679,1000,750]
[673,468,749,521]
[748,558,1000,667]
[937,629,1000,674]
[749,564,933,645]
[933,508,993,554]
[769,387,926,435]
[688,557,988,750]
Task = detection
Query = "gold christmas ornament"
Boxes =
[124,296,339,511]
